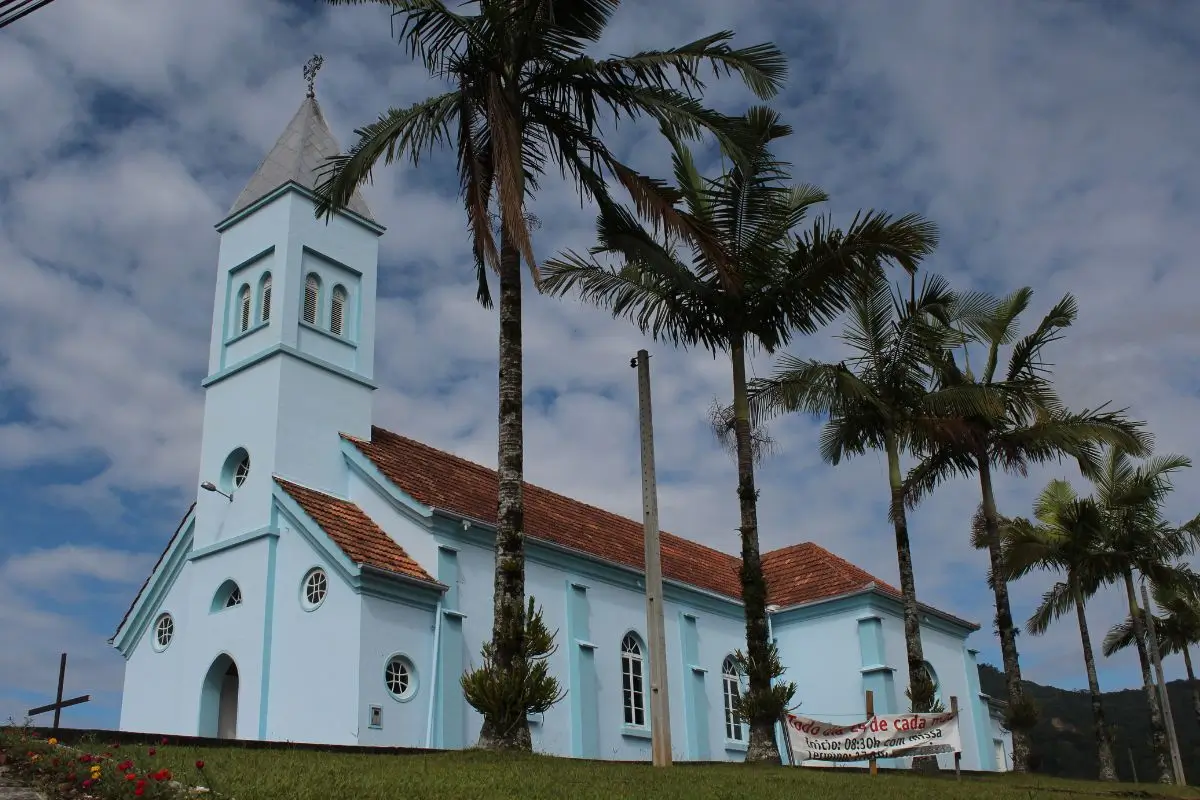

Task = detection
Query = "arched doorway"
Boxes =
[199,654,239,739]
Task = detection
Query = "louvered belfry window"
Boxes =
[260,274,272,323]
[331,286,347,335]
[237,284,251,332]
[303,273,320,324]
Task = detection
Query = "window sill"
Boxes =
[527,713,543,725]
[620,725,652,740]
[225,320,268,345]
[300,320,357,348]
[724,740,748,752]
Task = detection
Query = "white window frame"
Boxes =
[722,656,744,742]
[153,612,174,651]
[621,633,647,728]
[301,568,328,611]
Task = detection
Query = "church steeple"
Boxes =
[224,59,374,223]
[196,59,383,549]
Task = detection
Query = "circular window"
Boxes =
[220,447,251,492]
[384,655,416,700]
[301,568,327,610]
[153,613,174,651]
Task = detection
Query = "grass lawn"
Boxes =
[52,741,1200,800]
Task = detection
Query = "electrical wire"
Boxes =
[0,0,58,30]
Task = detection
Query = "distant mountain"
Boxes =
[978,663,1199,783]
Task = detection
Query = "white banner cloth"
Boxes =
[784,711,961,763]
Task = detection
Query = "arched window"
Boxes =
[330,285,347,336]
[621,633,646,727]
[303,273,320,324]
[237,284,251,333]
[722,656,744,741]
[211,580,243,612]
[259,273,272,323]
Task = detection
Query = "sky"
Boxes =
[2,0,1199,732]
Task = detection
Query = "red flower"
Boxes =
[135,788,145,797]
[152,768,172,781]
[147,748,156,756]
[195,760,205,769]
[160,737,168,745]
[82,779,93,789]
[52,758,59,766]
[67,773,77,782]
[79,755,92,763]
[125,773,137,781]
[117,760,133,771]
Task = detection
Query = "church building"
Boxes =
[109,83,1012,771]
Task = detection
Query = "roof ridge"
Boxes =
[363,426,741,566]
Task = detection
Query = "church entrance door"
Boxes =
[199,654,239,739]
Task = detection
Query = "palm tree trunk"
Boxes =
[1184,647,1200,734]
[1122,569,1171,782]
[479,232,532,751]
[977,457,1031,773]
[730,334,780,764]
[885,432,936,773]
[1071,582,1117,781]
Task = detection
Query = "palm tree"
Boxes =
[992,478,1120,781]
[314,0,787,751]
[1088,445,1200,782]
[1103,573,1200,734]
[540,109,939,762]
[747,271,998,771]
[904,288,1151,773]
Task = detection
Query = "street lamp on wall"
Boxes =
[200,481,233,502]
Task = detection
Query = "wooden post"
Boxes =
[634,350,672,767]
[865,690,877,776]
[1141,582,1186,785]
[950,696,961,781]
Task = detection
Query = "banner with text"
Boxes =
[784,711,961,763]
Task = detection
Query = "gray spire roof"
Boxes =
[226,95,374,221]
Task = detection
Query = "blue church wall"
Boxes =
[345,455,438,573]
[193,359,283,550]
[260,519,362,744]
[273,355,373,496]
[356,594,436,747]
[119,545,197,736]
[876,605,987,771]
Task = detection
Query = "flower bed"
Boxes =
[0,719,229,800]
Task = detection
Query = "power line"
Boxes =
[0,0,58,30]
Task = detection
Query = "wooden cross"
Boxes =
[27,653,90,735]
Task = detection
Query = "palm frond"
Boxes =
[1028,580,1076,636]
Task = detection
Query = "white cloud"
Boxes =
[1,0,1198,725]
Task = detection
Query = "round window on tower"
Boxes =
[219,447,250,492]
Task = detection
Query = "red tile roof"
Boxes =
[345,426,951,617]
[348,426,744,600]
[275,477,437,585]
[763,542,900,607]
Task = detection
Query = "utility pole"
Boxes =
[632,349,672,766]
[1141,582,1185,785]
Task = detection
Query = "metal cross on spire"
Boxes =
[303,54,324,99]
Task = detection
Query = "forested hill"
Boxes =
[978,663,1199,783]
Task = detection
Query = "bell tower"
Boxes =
[193,58,384,548]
